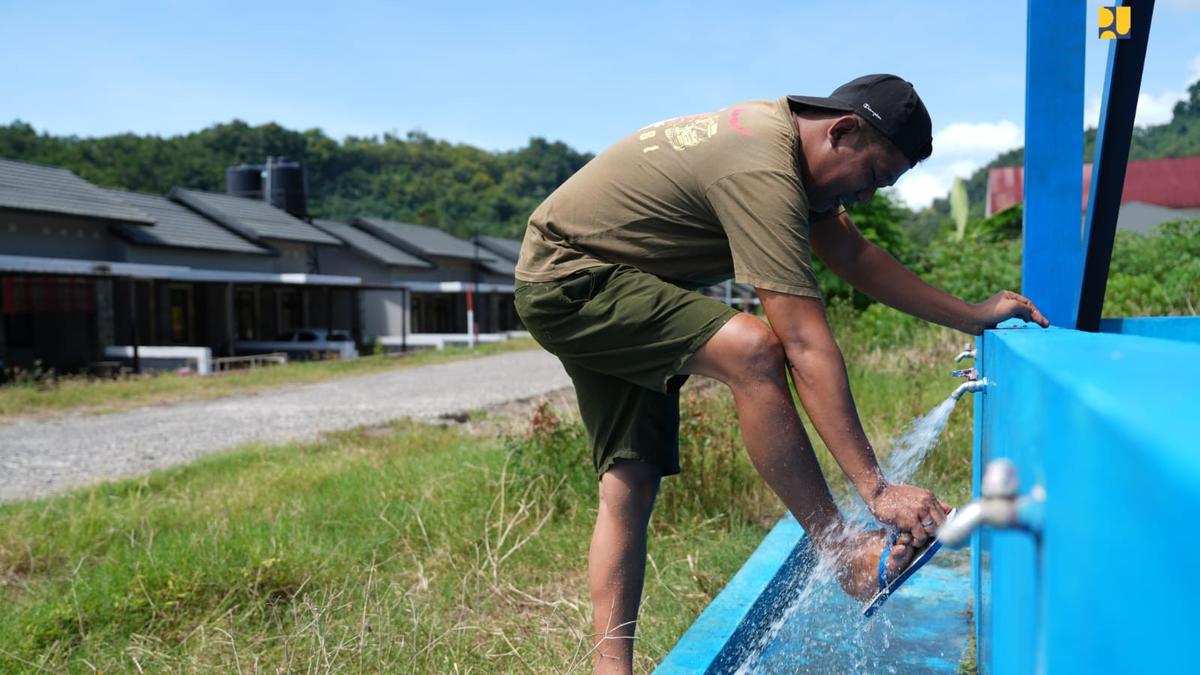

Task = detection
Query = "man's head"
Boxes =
[788,74,932,212]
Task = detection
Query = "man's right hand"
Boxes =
[867,482,952,547]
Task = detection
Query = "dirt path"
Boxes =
[0,349,572,502]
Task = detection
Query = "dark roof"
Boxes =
[480,258,516,277]
[0,158,155,224]
[170,188,339,245]
[353,217,496,261]
[312,219,432,269]
[473,234,522,263]
[103,189,269,254]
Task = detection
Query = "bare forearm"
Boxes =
[847,244,978,333]
[785,341,885,502]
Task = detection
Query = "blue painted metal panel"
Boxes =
[653,516,810,673]
[1021,0,1086,329]
[970,333,987,672]
[1078,0,1157,331]
[1099,316,1200,344]
[976,325,1200,673]
[977,325,1047,675]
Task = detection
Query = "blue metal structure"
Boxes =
[1079,1,1157,331]
[972,321,1199,674]
[1021,0,1086,329]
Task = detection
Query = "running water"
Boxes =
[882,396,959,484]
[733,393,967,674]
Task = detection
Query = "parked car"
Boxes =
[235,328,359,360]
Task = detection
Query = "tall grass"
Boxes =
[0,327,975,672]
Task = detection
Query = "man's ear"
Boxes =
[828,115,862,148]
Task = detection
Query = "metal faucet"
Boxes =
[951,378,988,401]
[940,459,1045,548]
[951,367,979,381]
[954,344,976,363]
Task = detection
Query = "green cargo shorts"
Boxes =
[514,264,739,477]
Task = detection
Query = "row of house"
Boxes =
[0,157,524,373]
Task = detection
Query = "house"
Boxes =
[0,158,157,370]
[985,156,1200,232]
[311,218,431,343]
[353,218,520,336]
[0,156,524,373]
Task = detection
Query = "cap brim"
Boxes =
[786,95,855,113]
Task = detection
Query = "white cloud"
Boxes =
[1085,95,1102,128]
[1085,88,1186,128]
[893,121,1019,209]
[1085,53,1199,128]
[932,120,1023,156]
[894,158,982,210]
[893,170,947,210]
[1136,89,1186,125]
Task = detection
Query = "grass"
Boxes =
[0,338,538,423]
[0,326,976,673]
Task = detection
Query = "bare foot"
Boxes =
[834,529,916,601]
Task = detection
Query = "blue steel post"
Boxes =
[1021,0,1086,329]
[1077,0,1156,332]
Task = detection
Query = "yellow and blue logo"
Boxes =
[1099,5,1131,40]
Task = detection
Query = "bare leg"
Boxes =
[682,314,912,598]
[589,460,661,675]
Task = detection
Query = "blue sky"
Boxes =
[2,1,1198,209]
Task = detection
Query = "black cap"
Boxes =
[788,74,932,166]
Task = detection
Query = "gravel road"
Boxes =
[0,349,571,502]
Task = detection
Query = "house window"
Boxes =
[411,293,458,333]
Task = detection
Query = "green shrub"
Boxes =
[825,217,1197,350]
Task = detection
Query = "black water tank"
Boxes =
[264,157,307,217]
[225,163,263,199]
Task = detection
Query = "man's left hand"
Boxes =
[967,290,1050,335]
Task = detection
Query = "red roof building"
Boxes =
[985,156,1200,233]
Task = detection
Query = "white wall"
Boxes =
[361,288,407,338]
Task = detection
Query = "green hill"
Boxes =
[0,120,593,240]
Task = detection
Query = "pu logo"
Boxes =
[1098,5,1131,39]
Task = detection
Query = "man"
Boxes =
[514,74,1049,674]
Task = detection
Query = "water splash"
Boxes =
[733,394,965,674]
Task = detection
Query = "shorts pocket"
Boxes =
[557,270,598,304]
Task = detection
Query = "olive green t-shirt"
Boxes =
[515,96,821,299]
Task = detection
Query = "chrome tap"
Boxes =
[940,459,1045,548]
[951,367,979,381]
[954,344,976,363]
[950,378,988,401]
